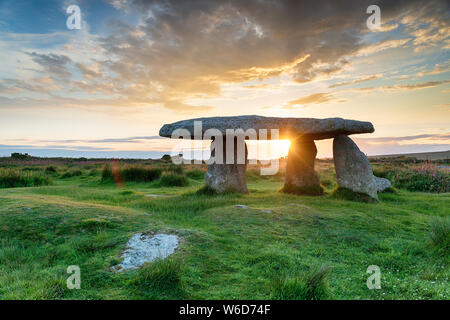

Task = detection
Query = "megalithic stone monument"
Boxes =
[159,115,385,199]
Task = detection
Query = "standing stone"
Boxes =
[333,135,378,200]
[205,137,248,193]
[283,138,323,195]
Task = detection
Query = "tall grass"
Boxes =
[159,174,189,187]
[121,166,162,182]
[101,164,162,183]
[429,217,449,255]
[131,258,185,299]
[0,169,52,188]
[271,265,331,300]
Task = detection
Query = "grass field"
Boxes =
[0,157,448,300]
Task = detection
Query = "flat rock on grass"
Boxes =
[114,233,179,272]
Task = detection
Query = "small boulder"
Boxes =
[333,135,378,200]
[375,176,392,192]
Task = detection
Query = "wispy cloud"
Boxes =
[284,92,344,108]
[329,74,382,88]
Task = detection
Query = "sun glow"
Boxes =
[247,139,291,160]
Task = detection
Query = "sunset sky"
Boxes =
[0,0,449,159]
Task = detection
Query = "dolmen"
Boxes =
[159,115,391,200]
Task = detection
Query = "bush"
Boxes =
[45,166,57,174]
[0,169,52,188]
[271,265,331,300]
[121,166,162,182]
[61,170,82,179]
[186,169,204,180]
[429,217,449,255]
[10,153,31,160]
[101,164,114,181]
[159,174,189,187]
[161,154,172,162]
[167,164,184,175]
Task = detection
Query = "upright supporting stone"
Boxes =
[283,137,323,195]
[205,137,248,193]
[333,134,378,200]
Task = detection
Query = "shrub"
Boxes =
[161,154,172,162]
[121,166,162,182]
[88,169,99,176]
[167,164,184,175]
[61,170,82,179]
[45,166,57,174]
[159,174,189,187]
[429,217,449,255]
[101,164,114,181]
[186,169,204,180]
[10,152,31,160]
[0,169,52,188]
[271,265,331,300]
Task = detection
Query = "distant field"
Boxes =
[0,156,448,300]
[369,150,450,161]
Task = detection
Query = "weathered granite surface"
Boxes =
[204,137,248,193]
[114,233,179,272]
[375,176,393,192]
[284,138,322,194]
[333,134,378,200]
[159,115,374,140]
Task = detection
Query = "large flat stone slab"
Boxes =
[114,233,179,272]
[159,115,374,140]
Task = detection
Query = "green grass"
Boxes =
[158,174,189,187]
[0,169,52,188]
[272,265,331,300]
[0,160,448,300]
